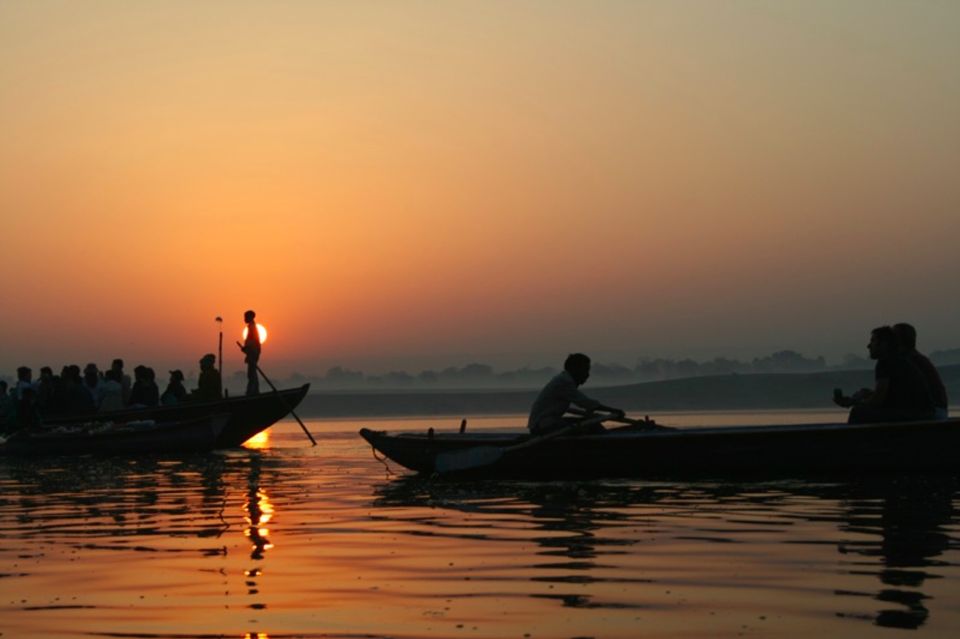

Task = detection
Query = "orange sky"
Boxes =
[1,1,958,376]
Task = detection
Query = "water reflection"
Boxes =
[243,452,275,609]
[244,454,275,560]
[836,476,956,629]
[0,454,235,546]
[2,429,959,638]
[372,475,960,624]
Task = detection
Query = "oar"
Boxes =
[433,413,611,474]
[236,341,317,447]
[569,407,670,430]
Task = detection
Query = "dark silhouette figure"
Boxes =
[161,370,188,405]
[15,366,34,400]
[0,381,13,431]
[129,365,160,407]
[82,363,101,405]
[528,353,624,434]
[99,368,125,411]
[110,358,132,405]
[15,387,40,430]
[193,354,222,402]
[893,323,948,419]
[241,309,262,396]
[63,365,95,413]
[834,326,935,424]
[36,366,58,416]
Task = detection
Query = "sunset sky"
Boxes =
[2,1,958,377]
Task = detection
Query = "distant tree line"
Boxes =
[9,348,959,395]
[254,347,960,391]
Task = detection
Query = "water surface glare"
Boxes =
[1,412,959,638]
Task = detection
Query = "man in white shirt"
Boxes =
[528,353,624,434]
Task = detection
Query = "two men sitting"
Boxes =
[834,323,948,424]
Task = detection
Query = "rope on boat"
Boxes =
[369,443,394,476]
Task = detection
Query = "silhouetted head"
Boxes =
[893,323,917,351]
[244,310,256,323]
[40,366,53,379]
[564,353,592,385]
[867,326,897,360]
[200,353,216,370]
[134,365,148,381]
[17,366,31,382]
[111,358,124,371]
[169,369,185,382]
[105,369,120,383]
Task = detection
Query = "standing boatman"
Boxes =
[241,309,262,396]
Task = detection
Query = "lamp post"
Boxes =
[215,316,223,395]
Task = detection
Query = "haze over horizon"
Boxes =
[2,1,958,378]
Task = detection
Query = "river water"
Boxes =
[1,411,959,638]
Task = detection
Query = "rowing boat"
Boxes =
[359,417,960,478]
[0,414,228,456]
[43,384,310,448]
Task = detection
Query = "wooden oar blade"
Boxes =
[434,445,504,474]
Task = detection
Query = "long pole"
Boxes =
[215,316,223,396]
[236,341,317,446]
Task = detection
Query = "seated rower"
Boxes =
[528,353,624,435]
[834,326,935,424]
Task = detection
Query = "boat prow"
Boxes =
[45,384,311,448]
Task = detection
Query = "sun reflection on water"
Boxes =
[244,487,275,557]
[243,430,271,449]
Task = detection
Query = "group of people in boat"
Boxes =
[0,354,225,432]
[0,309,266,434]
[530,322,948,435]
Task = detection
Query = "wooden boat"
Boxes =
[43,384,310,448]
[359,417,960,478]
[0,414,228,456]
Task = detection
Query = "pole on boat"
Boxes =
[236,341,317,446]
[215,316,223,397]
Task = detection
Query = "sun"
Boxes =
[242,323,268,344]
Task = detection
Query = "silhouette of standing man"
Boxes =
[242,309,262,396]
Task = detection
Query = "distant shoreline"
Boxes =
[294,365,959,418]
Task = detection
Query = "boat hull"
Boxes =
[1,414,228,456]
[360,418,960,478]
[44,385,310,448]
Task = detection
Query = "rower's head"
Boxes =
[564,353,591,385]
[244,309,256,323]
[200,353,216,370]
[867,326,897,360]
